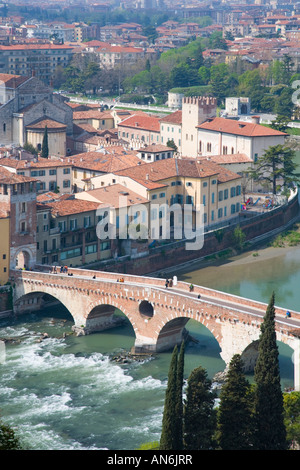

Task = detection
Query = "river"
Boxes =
[0,242,297,450]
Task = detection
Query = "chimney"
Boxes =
[251,116,260,124]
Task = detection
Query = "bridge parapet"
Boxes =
[31,265,300,322]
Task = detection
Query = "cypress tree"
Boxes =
[41,125,49,158]
[183,365,217,450]
[217,354,254,450]
[254,292,287,450]
[174,341,185,449]
[160,345,178,450]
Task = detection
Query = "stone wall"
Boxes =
[94,193,300,276]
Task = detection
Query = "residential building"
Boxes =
[0,43,74,84]
[0,167,37,269]
[67,149,142,192]
[36,195,109,266]
[75,183,150,247]
[88,157,243,231]
[136,144,175,162]
[117,114,161,149]
[72,110,114,131]
[197,116,287,161]
[0,157,73,193]
[159,110,182,153]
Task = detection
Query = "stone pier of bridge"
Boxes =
[10,266,300,391]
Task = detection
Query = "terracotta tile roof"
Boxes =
[46,199,100,217]
[0,158,72,169]
[37,192,73,204]
[0,166,36,183]
[73,110,113,120]
[114,158,240,188]
[0,44,74,51]
[77,184,149,208]
[159,110,182,125]
[0,73,29,88]
[118,114,160,132]
[26,118,67,130]
[139,144,174,153]
[68,150,141,173]
[197,117,287,136]
[197,153,253,164]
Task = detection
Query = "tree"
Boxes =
[174,341,185,449]
[183,366,217,450]
[166,139,178,152]
[209,63,231,103]
[41,125,49,159]
[160,345,178,450]
[253,292,287,450]
[283,391,300,449]
[0,419,22,450]
[248,144,300,194]
[217,354,254,449]
[232,226,246,251]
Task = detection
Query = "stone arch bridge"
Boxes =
[10,266,300,390]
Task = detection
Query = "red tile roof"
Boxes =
[197,117,287,136]
[118,114,160,132]
[160,110,182,125]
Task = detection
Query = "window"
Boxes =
[202,194,206,206]
[63,180,70,188]
[58,221,66,232]
[159,192,165,198]
[231,187,236,198]
[218,190,223,202]
[224,189,228,200]
[212,192,215,204]
[49,169,56,175]
[203,182,208,187]
[101,241,110,251]
[218,208,223,219]
[70,219,77,230]
[231,204,236,214]
[85,244,97,254]
[212,180,216,185]
[84,216,91,228]
[60,247,82,260]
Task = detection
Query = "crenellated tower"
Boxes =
[181,96,217,157]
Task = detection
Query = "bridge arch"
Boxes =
[154,310,222,353]
[14,291,75,321]
[84,298,136,337]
